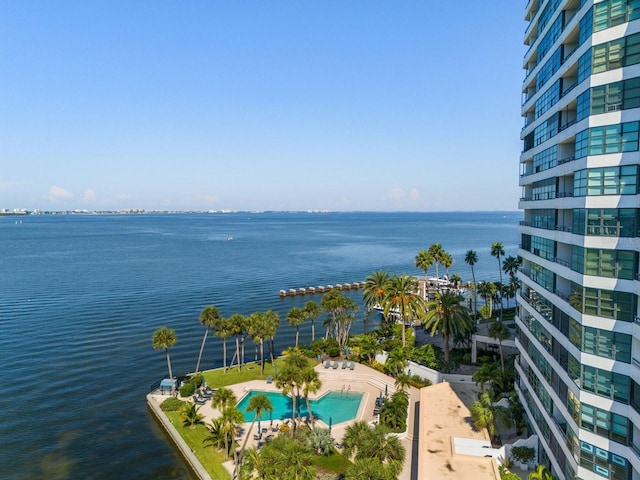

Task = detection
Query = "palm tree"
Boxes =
[363,427,405,475]
[213,315,231,373]
[470,390,497,437]
[490,241,506,319]
[286,307,306,347]
[264,310,280,369]
[528,464,556,480]
[503,255,522,309]
[502,255,521,285]
[383,274,424,347]
[385,346,410,377]
[219,406,244,460]
[363,270,390,321]
[423,291,472,372]
[195,305,221,374]
[394,373,412,393]
[464,250,478,319]
[262,435,316,480]
[303,300,321,342]
[358,333,381,365]
[477,281,497,318]
[449,273,462,287]
[342,421,373,458]
[415,250,434,298]
[152,327,177,390]
[343,421,405,477]
[236,393,273,475]
[248,311,269,375]
[180,403,204,429]
[470,390,511,441]
[276,365,301,435]
[488,320,510,373]
[211,387,237,412]
[300,367,321,426]
[428,243,445,281]
[203,418,227,453]
[306,427,333,455]
[239,447,268,480]
[441,251,454,277]
[345,458,396,480]
[472,361,502,392]
[226,313,245,372]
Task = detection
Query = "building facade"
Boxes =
[518,1,640,479]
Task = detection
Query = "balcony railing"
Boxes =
[560,81,578,98]
[559,118,577,132]
[557,155,575,166]
[555,258,571,268]
[520,192,573,201]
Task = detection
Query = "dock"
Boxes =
[279,281,364,297]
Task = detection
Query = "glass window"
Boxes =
[575,130,589,158]
[574,164,639,196]
[591,85,607,114]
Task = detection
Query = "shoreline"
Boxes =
[147,394,213,480]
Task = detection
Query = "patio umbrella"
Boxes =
[385,384,388,397]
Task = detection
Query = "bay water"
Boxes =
[0,211,520,479]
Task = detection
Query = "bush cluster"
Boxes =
[160,397,186,412]
[178,374,203,397]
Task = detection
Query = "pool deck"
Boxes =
[148,361,422,479]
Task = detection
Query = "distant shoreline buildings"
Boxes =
[0,208,335,216]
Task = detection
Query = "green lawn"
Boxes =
[313,451,352,474]
[165,411,231,480]
[201,357,317,389]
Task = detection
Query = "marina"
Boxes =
[279,281,364,297]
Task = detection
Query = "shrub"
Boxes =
[370,360,386,373]
[326,346,340,358]
[408,375,432,388]
[379,391,408,432]
[511,446,535,463]
[179,381,196,397]
[160,397,186,412]
[309,339,326,355]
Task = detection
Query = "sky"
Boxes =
[1,1,527,212]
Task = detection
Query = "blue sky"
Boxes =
[1,2,526,212]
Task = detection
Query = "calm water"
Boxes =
[0,211,520,479]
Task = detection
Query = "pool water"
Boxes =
[237,390,363,425]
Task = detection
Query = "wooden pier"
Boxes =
[279,281,364,297]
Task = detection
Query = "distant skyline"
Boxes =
[1,2,525,212]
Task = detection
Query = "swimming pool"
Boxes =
[237,390,363,425]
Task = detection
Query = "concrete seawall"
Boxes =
[147,394,213,480]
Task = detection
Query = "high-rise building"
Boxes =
[518,1,640,479]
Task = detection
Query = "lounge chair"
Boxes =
[332,361,339,369]
[192,395,206,406]
[266,375,273,384]
[342,359,348,369]
[349,361,355,370]
[324,360,331,369]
